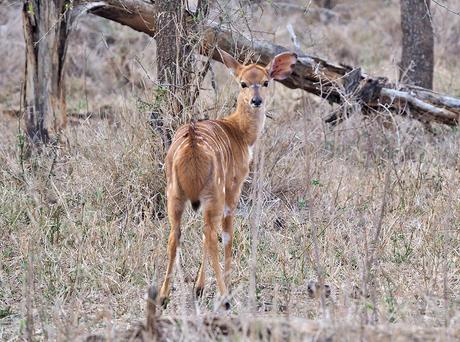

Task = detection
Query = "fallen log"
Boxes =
[80,0,460,127]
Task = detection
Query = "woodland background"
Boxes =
[1,0,460,340]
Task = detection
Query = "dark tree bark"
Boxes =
[154,0,191,114]
[400,0,434,89]
[22,0,77,144]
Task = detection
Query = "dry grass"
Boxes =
[1,0,460,340]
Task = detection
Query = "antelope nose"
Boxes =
[251,96,262,107]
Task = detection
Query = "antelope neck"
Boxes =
[226,101,265,146]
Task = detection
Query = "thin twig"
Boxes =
[248,143,265,312]
[432,0,460,16]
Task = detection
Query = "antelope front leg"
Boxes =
[222,189,240,289]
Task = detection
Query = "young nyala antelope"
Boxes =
[159,49,297,308]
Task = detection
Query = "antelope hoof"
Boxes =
[223,300,231,311]
[194,286,204,298]
[219,295,231,310]
[159,296,170,309]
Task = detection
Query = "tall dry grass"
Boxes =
[1,0,460,340]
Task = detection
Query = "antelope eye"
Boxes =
[263,81,269,87]
[241,82,248,88]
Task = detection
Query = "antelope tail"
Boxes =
[188,121,198,148]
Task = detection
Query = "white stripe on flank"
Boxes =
[209,121,232,150]
[196,127,228,168]
[171,138,189,161]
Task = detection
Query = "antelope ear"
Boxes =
[217,48,243,77]
[265,52,297,80]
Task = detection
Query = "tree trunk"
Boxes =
[400,0,434,89]
[152,0,206,148]
[22,0,75,144]
[154,0,189,114]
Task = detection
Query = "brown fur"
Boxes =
[159,50,297,307]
